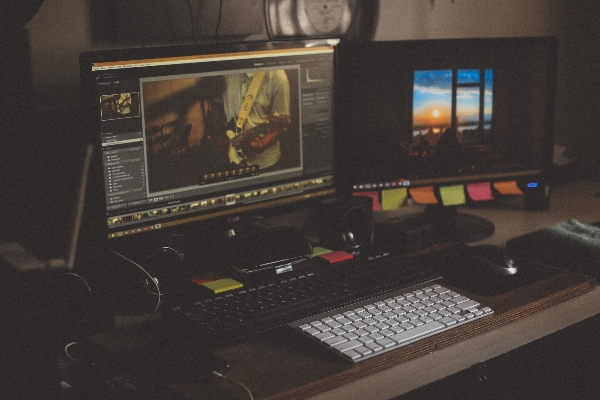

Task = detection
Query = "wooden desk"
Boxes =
[305,179,600,399]
[305,282,600,400]
[103,180,600,399]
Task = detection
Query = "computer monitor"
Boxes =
[79,40,337,248]
[335,37,558,245]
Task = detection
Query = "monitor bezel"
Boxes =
[334,36,558,200]
[79,38,339,247]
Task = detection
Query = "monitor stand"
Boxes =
[374,205,494,254]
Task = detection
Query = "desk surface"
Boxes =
[308,284,600,400]
[310,179,600,399]
[105,180,600,399]
[311,180,600,399]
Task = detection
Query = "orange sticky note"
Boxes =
[494,181,523,195]
[409,186,438,204]
[353,192,381,211]
[467,182,494,201]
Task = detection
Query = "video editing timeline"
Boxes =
[91,44,337,238]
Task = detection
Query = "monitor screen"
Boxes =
[80,40,337,242]
[335,37,558,244]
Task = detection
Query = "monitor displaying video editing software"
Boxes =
[335,37,558,243]
[80,40,337,242]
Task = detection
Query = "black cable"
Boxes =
[186,0,197,43]
[212,371,254,400]
[215,0,224,42]
[264,0,272,40]
[163,0,178,40]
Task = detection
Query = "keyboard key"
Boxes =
[358,336,374,344]
[353,321,368,329]
[399,322,415,330]
[334,339,362,353]
[364,342,383,352]
[315,331,335,341]
[354,346,372,357]
[365,326,379,334]
[380,328,394,337]
[376,338,396,348]
[433,287,450,295]
[439,316,456,326]
[305,328,320,335]
[457,300,480,311]
[344,350,361,360]
[324,336,347,347]
[453,296,470,304]
[389,321,445,345]
[331,328,346,336]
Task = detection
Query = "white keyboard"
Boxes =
[289,283,493,362]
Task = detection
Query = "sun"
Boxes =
[431,109,440,118]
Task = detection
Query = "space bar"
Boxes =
[389,321,445,344]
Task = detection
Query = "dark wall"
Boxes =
[555,1,600,178]
[1,2,87,251]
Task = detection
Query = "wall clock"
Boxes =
[265,0,378,40]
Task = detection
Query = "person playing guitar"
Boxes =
[223,70,291,170]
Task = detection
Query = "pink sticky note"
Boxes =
[353,191,381,211]
[466,182,494,201]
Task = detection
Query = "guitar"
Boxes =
[225,112,291,165]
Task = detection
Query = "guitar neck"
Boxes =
[247,123,269,138]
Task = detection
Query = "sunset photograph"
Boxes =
[413,68,493,146]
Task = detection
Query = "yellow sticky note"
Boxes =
[439,185,466,206]
[409,186,438,204]
[381,188,408,210]
[202,278,243,294]
[494,180,523,195]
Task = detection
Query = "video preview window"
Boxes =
[141,68,301,194]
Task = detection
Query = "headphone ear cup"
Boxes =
[340,206,371,249]
[317,196,373,254]
[144,246,184,294]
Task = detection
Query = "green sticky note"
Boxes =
[202,278,243,293]
[381,188,408,210]
[439,185,466,206]
[312,246,333,257]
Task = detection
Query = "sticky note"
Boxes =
[466,182,494,201]
[494,180,523,195]
[439,185,466,206]
[189,272,222,285]
[381,188,408,210]
[319,250,354,264]
[311,246,333,257]
[353,192,381,211]
[202,278,243,293]
[409,186,438,204]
